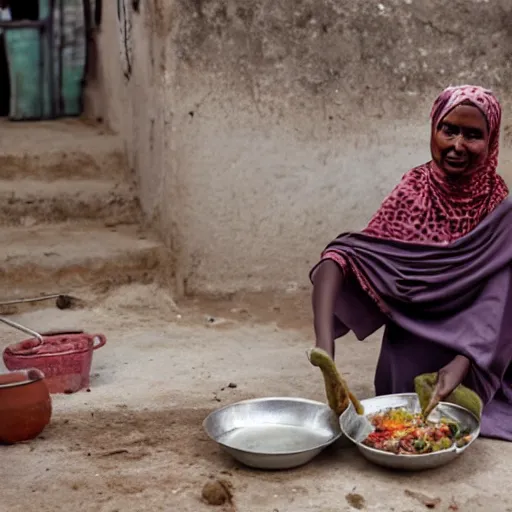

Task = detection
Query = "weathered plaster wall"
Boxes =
[87,0,512,295]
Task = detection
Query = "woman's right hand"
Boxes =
[311,259,344,360]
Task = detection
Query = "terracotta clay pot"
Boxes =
[0,368,52,444]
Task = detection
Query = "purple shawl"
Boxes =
[311,198,512,441]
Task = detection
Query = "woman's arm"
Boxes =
[311,259,344,359]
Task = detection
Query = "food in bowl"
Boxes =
[362,408,472,455]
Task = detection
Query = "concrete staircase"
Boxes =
[0,119,164,300]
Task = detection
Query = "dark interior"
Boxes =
[10,1,39,21]
[0,0,40,116]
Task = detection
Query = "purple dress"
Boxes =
[311,198,512,441]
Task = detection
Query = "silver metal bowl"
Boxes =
[203,397,342,470]
[339,393,480,471]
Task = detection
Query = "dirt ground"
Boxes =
[1,284,511,512]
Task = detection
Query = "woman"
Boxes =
[310,85,512,441]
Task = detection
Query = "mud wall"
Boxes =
[87,0,512,295]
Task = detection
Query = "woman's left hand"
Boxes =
[424,355,471,416]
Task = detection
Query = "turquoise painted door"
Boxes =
[55,0,87,116]
[4,26,45,120]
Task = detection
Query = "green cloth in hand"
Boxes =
[414,372,483,419]
[307,347,364,416]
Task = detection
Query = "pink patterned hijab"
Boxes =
[362,85,509,244]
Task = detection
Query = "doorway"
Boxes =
[0,0,39,116]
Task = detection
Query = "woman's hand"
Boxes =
[436,355,471,398]
[424,355,471,416]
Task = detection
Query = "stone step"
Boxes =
[0,222,165,299]
[0,119,127,180]
[0,179,140,226]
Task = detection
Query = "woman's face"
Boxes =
[430,104,489,176]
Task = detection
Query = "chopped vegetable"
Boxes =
[362,407,472,455]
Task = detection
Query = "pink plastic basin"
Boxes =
[2,333,106,394]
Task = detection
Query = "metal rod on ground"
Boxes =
[0,294,79,310]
